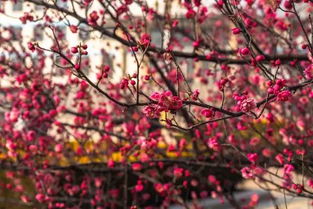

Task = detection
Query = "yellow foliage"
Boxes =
[1,118,284,167]
[58,157,70,167]
[159,111,167,125]
[76,156,91,164]
[0,153,7,160]
[157,141,167,149]
[111,152,123,162]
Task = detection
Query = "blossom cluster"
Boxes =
[143,91,183,118]
[233,93,256,112]
[267,79,292,102]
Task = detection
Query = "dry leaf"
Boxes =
[265,0,278,10]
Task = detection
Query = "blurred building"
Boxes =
[0,0,235,86]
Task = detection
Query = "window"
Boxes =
[99,50,117,79]
[9,52,18,61]
[151,29,163,48]
[56,0,67,9]
[79,25,90,41]
[55,26,66,40]
[185,59,193,76]
[35,4,44,10]
[100,50,114,69]
[53,54,68,76]
[32,55,39,67]
[80,56,90,75]
[34,25,44,41]
[13,0,23,11]
[10,26,22,41]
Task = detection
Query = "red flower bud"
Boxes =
[71,47,78,54]
[240,47,250,56]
